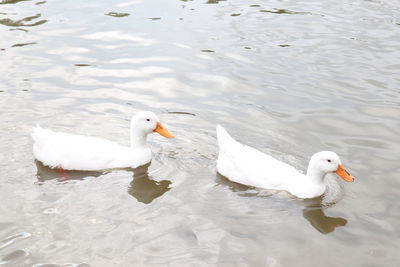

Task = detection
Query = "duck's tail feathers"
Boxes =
[216,125,242,154]
[32,125,54,144]
[32,125,41,140]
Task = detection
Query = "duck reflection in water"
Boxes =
[302,197,347,234]
[127,163,172,204]
[35,161,172,204]
[216,173,347,234]
[35,160,105,182]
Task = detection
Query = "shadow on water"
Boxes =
[35,161,172,204]
[216,173,347,234]
[128,163,172,204]
[35,160,105,182]
[301,197,347,234]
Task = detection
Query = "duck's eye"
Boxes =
[327,159,331,163]
[146,119,150,122]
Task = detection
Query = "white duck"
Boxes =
[216,125,354,199]
[32,111,174,171]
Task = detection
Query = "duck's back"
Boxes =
[216,125,302,190]
[32,126,137,170]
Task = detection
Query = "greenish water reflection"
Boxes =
[216,173,347,234]
[35,161,171,204]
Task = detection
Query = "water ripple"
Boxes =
[1,0,400,265]
[0,232,31,250]
[0,14,47,27]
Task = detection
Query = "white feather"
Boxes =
[32,111,172,171]
[216,125,353,200]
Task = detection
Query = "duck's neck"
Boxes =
[130,125,148,149]
[306,165,327,186]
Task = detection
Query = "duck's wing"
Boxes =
[216,125,300,189]
[32,126,131,170]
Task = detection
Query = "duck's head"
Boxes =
[131,111,174,138]
[309,151,354,182]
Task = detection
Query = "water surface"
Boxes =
[0,0,399,266]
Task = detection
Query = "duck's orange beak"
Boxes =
[153,122,174,138]
[335,164,354,182]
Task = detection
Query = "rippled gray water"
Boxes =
[1,0,399,266]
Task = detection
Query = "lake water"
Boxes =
[1,0,399,266]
